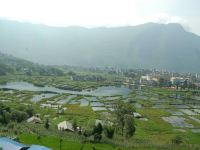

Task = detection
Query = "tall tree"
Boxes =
[104,125,115,139]
[72,119,77,131]
[124,115,135,137]
[93,123,103,142]
[44,118,50,129]
[113,101,135,136]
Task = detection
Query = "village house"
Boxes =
[133,112,142,118]
[140,75,159,85]
[57,121,74,132]
[170,77,189,85]
[27,116,41,124]
[40,103,61,109]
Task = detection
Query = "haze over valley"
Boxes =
[1,19,200,73]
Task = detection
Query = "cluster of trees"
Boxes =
[124,71,136,78]
[0,63,14,75]
[92,123,103,142]
[82,123,104,143]
[0,103,34,124]
[70,74,106,82]
[174,80,199,90]
[44,118,50,129]
[104,125,115,139]
[158,77,172,87]
[37,66,64,76]
[158,77,199,90]
[80,101,135,143]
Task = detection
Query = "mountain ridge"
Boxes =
[1,19,200,73]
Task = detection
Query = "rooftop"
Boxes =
[0,137,52,150]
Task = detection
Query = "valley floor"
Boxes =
[0,75,200,150]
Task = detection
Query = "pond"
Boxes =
[193,109,200,113]
[0,81,131,96]
[133,103,142,108]
[135,95,148,100]
[31,93,56,102]
[179,109,197,115]
[57,95,77,104]
[188,116,200,123]
[105,96,120,101]
[86,97,97,101]
[92,107,107,111]
[166,110,184,116]
[162,116,193,128]
[90,102,105,107]
[172,105,190,109]
[79,99,89,106]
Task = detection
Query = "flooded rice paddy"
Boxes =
[0,81,131,96]
[1,81,200,134]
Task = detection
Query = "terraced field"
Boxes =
[0,77,200,150]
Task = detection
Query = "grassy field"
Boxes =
[19,134,116,150]
[19,133,200,150]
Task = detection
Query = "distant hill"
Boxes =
[0,52,63,76]
[1,19,200,72]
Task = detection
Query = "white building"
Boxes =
[27,116,41,123]
[57,121,74,132]
[170,77,188,85]
[140,75,159,84]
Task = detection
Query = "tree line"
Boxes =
[0,103,34,124]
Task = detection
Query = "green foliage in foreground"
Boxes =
[19,133,200,150]
[19,134,115,150]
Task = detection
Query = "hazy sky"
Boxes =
[0,0,200,35]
